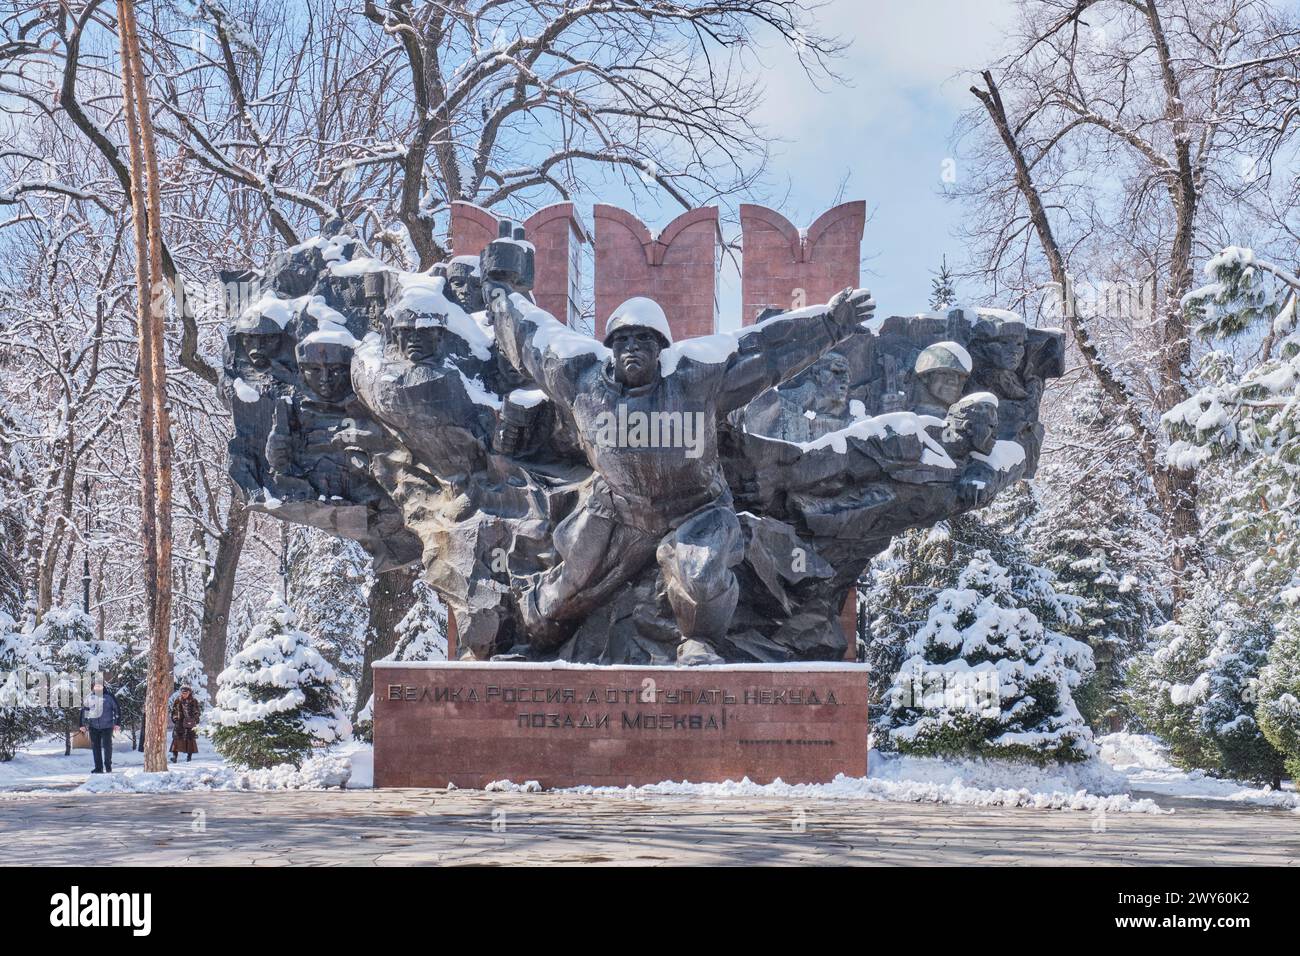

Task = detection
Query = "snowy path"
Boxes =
[0,787,1295,866]
[0,736,225,791]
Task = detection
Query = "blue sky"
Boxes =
[587,0,1017,330]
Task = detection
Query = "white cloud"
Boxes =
[752,0,1018,135]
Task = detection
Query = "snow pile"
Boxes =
[76,753,353,793]
[232,377,261,403]
[485,778,542,792]
[557,756,1163,814]
[1097,731,1173,770]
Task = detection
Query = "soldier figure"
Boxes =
[733,350,853,443]
[968,315,1028,400]
[443,257,485,313]
[911,341,972,417]
[933,392,1005,508]
[267,335,378,504]
[488,265,875,664]
[231,311,291,382]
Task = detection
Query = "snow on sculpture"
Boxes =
[222,217,1065,665]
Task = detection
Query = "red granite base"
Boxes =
[372,662,868,789]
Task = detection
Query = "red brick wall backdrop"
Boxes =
[452,199,863,659]
[739,201,866,325]
[740,202,866,657]
[523,203,587,326]
[448,201,499,262]
[450,201,588,325]
[593,205,720,342]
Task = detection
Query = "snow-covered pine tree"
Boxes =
[1028,384,1169,731]
[109,622,149,750]
[1135,244,1300,785]
[1128,585,1284,786]
[865,489,1094,765]
[286,528,369,686]
[170,632,209,707]
[354,580,447,741]
[0,616,38,761]
[929,256,957,311]
[1257,608,1300,783]
[210,598,350,769]
[0,396,30,623]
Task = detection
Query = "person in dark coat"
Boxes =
[170,686,201,762]
[78,680,121,774]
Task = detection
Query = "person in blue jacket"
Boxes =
[78,679,121,774]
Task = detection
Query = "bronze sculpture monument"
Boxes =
[223,217,1064,666]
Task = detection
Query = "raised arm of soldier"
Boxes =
[483,278,599,408]
[714,288,875,414]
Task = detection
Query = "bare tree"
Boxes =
[1,0,847,716]
[955,0,1299,586]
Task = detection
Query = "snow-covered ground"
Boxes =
[543,735,1297,814]
[0,733,225,791]
[1097,732,1300,812]
[1,731,1294,814]
[0,735,368,794]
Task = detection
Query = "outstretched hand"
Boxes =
[828,287,876,333]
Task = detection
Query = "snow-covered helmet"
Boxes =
[914,341,973,376]
[233,310,284,337]
[295,335,354,365]
[603,297,673,348]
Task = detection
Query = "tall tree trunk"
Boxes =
[972,68,1201,591]
[118,0,173,773]
[354,563,419,723]
[199,495,249,691]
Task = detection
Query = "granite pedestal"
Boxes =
[372,661,868,789]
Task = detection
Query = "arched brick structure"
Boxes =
[523,203,588,326]
[449,201,588,325]
[593,205,720,341]
[449,201,500,261]
[741,201,867,658]
[739,201,866,325]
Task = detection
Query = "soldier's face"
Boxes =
[393,327,442,364]
[302,362,352,402]
[243,333,281,370]
[610,329,662,388]
[923,368,966,407]
[957,408,998,456]
[815,356,850,402]
[446,275,481,310]
[973,333,1025,372]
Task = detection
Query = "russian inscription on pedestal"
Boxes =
[373,661,868,789]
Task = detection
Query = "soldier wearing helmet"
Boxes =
[232,310,290,378]
[444,257,484,313]
[487,266,874,664]
[385,307,452,367]
[266,332,382,504]
[968,315,1028,400]
[911,340,972,417]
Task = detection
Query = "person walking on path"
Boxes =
[78,680,121,774]
[170,686,201,763]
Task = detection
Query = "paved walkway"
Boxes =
[1,789,1295,865]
